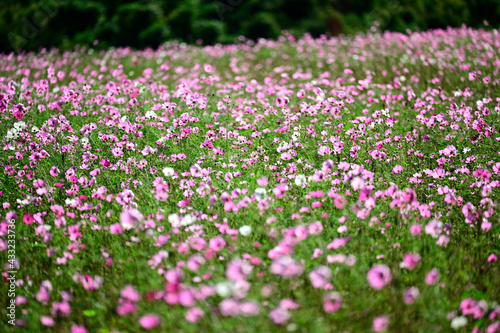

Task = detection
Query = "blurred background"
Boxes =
[2,0,499,52]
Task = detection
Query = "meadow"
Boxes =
[0,26,500,332]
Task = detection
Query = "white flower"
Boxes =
[292,132,301,141]
[239,225,252,236]
[6,128,18,140]
[181,214,195,226]
[31,126,40,133]
[215,281,234,298]
[162,167,175,177]
[80,137,89,144]
[295,174,307,186]
[381,109,390,117]
[65,198,77,207]
[145,111,157,119]
[450,316,467,330]
[14,121,26,130]
[462,147,471,154]
[168,213,181,228]
[120,116,128,123]
[254,188,267,202]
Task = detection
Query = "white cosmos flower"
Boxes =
[162,167,174,177]
[239,225,252,236]
[145,110,157,119]
[254,188,267,202]
[295,174,307,186]
[181,214,195,226]
[215,281,234,298]
[168,213,181,227]
[6,128,18,140]
[14,121,26,130]
[65,198,77,207]
[450,316,467,330]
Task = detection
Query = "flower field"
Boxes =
[1,27,500,332]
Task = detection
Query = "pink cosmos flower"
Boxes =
[239,301,260,316]
[139,314,160,330]
[410,224,422,236]
[40,316,55,327]
[80,275,103,291]
[308,221,324,235]
[71,325,88,333]
[257,177,268,186]
[323,292,343,313]
[318,146,331,156]
[116,301,137,316]
[425,219,442,238]
[392,165,403,174]
[226,259,253,281]
[121,285,141,302]
[185,307,204,323]
[367,264,392,290]
[275,97,288,107]
[280,299,300,310]
[403,287,420,305]
[309,265,332,289]
[110,223,123,235]
[120,209,144,230]
[425,268,440,285]
[401,253,420,270]
[219,299,240,316]
[270,256,304,278]
[269,306,291,325]
[23,213,34,225]
[372,315,390,332]
[273,184,288,198]
[209,236,226,251]
[351,177,365,190]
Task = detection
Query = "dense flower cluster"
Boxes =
[0,27,499,332]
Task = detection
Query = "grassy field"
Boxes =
[1,27,500,333]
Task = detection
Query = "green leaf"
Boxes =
[83,309,97,317]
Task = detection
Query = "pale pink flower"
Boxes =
[185,307,204,323]
[120,209,144,230]
[367,264,392,290]
[372,315,390,332]
[323,292,343,313]
[71,325,88,333]
[269,307,291,325]
[40,316,55,327]
[309,265,332,289]
[403,287,420,305]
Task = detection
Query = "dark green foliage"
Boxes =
[1,0,499,52]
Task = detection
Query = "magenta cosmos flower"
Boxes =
[139,314,160,330]
[367,264,392,290]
